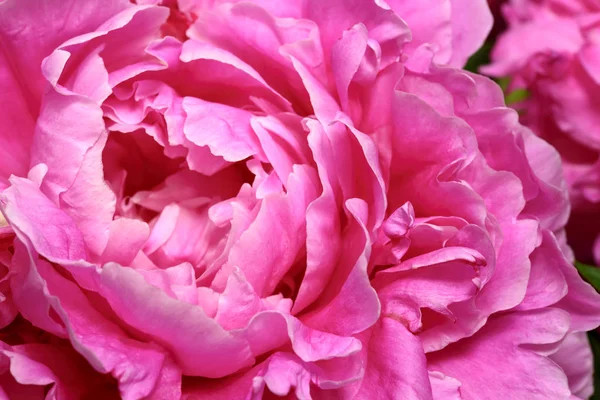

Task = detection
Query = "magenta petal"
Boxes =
[101,218,149,265]
[180,39,291,111]
[305,0,410,69]
[1,341,121,399]
[390,0,493,67]
[41,264,171,400]
[0,0,130,98]
[484,17,583,77]
[8,241,172,400]
[10,241,67,337]
[331,23,370,111]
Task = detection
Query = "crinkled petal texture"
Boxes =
[0,0,597,399]
[484,0,600,264]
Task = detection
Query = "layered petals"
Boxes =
[484,0,600,264]
[0,0,597,399]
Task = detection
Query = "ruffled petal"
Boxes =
[428,309,571,400]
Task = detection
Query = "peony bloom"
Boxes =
[0,0,599,399]
[484,0,600,264]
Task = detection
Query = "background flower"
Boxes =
[0,0,598,399]
[484,0,600,265]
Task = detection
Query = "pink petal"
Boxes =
[182,97,258,162]
[3,342,120,399]
[445,0,493,67]
[429,309,571,400]
[305,0,410,70]
[180,39,292,111]
[214,165,319,296]
[301,199,380,336]
[90,263,255,377]
[1,174,87,261]
[352,318,433,399]
[550,332,594,399]
[483,17,584,77]
[0,0,131,179]
[546,233,600,332]
[292,120,343,314]
[420,219,539,352]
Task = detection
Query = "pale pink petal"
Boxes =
[331,23,370,111]
[0,0,130,96]
[42,6,170,97]
[250,114,313,185]
[389,0,453,63]
[428,371,462,400]
[187,2,320,112]
[445,0,493,67]
[420,219,539,352]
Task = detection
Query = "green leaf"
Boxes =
[575,261,600,292]
[577,264,600,400]
[505,88,529,105]
[498,77,511,92]
[464,48,530,106]
[465,42,493,73]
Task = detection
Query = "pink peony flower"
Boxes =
[0,0,598,399]
[484,0,600,264]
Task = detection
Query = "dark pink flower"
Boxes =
[0,0,597,399]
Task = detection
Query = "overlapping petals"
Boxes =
[485,0,600,264]
[0,0,597,399]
